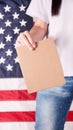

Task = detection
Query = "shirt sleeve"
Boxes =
[26,0,49,24]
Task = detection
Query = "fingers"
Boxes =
[24,31,36,48]
[16,31,36,50]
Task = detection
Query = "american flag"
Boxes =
[0,0,73,130]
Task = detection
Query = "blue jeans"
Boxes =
[35,77,73,130]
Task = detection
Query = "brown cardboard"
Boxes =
[16,38,66,93]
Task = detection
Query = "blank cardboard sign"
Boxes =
[16,38,65,93]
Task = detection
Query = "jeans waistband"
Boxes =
[65,76,73,82]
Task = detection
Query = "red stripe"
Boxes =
[0,111,73,122]
[0,112,35,122]
[0,90,36,100]
[66,111,73,121]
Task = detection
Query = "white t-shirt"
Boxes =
[26,0,73,76]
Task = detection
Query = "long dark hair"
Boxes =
[52,0,62,16]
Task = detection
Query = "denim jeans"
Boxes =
[35,77,73,130]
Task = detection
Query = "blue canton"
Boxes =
[0,0,33,77]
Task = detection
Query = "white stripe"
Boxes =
[0,122,72,130]
[0,122,35,130]
[0,101,36,112]
[0,78,27,90]
[64,122,73,130]
[70,101,73,110]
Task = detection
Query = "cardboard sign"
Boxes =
[16,38,65,93]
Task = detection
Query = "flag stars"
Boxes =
[13,27,20,34]
[5,34,12,42]
[0,57,6,64]
[12,12,19,19]
[6,49,13,56]
[4,5,11,12]
[0,27,5,34]
[5,20,12,27]
[19,5,26,11]
[0,42,5,49]
[0,13,4,19]
[13,43,17,48]
[6,64,13,71]
[20,19,27,26]
[14,57,19,63]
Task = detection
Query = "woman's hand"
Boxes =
[16,18,48,50]
[16,30,36,50]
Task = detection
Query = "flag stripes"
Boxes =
[0,78,73,130]
[0,90,36,100]
[0,112,35,122]
[0,122,72,130]
[66,111,73,121]
[0,101,36,112]
[0,122,35,130]
[65,122,73,130]
[0,111,73,122]
[0,78,26,90]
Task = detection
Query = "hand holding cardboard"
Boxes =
[16,38,65,93]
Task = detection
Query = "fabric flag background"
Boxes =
[0,0,73,130]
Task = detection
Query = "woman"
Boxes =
[16,0,73,130]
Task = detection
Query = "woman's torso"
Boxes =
[47,0,73,76]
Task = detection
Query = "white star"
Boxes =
[19,5,26,11]
[13,27,20,34]
[14,57,19,63]
[5,20,12,27]
[0,42,5,49]
[0,57,6,64]
[4,5,11,12]
[13,43,16,48]
[12,12,19,19]
[6,64,13,71]
[5,34,12,42]
[20,19,27,26]
[0,28,5,34]
[0,13,4,19]
[5,49,13,56]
